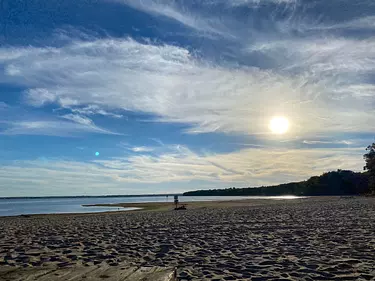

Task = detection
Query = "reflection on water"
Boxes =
[0,195,305,217]
[261,195,305,200]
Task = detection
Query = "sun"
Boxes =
[269,116,289,134]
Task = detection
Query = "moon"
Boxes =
[269,117,289,134]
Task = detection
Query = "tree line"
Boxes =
[183,143,375,196]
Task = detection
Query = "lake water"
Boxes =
[0,195,303,217]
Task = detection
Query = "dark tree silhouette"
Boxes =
[184,170,369,196]
[364,143,375,194]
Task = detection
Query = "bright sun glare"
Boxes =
[269,117,289,134]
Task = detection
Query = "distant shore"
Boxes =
[1,196,374,280]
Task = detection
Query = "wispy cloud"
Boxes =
[1,120,120,136]
[0,145,364,195]
[114,0,299,36]
[61,114,95,126]
[310,16,375,31]
[113,0,229,36]
[131,146,154,152]
[150,138,165,146]
[1,0,375,140]
[1,0,374,197]
[117,142,156,153]
[0,105,121,136]
[303,140,353,145]
[70,105,123,118]
[1,36,374,138]
[97,145,364,184]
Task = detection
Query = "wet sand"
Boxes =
[1,197,374,280]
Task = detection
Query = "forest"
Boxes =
[183,170,369,196]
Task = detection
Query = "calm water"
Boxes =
[0,195,303,217]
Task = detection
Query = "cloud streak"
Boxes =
[303,140,353,145]
[130,146,154,152]
[0,104,121,136]
[0,145,364,195]
[1,120,120,136]
[1,34,374,138]
[112,0,229,36]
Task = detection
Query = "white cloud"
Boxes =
[61,114,95,126]
[26,89,57,106]
[131,146,154,152]
[117,142,156,152]
[70,105,123,118]
[150,138,165,146]
[0,145,364,195]
[303,140,353,145]
[1,0,374,197]
[312,16,375,31]
[228,0,298,6]
[1,37,374,138]
[1,0,375,139]
[97,145,364,184]
[112,0,228,36]
[1,119,121,137]
[114,0,298,34]
[0,104,121,136]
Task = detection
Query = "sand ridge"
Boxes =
[0,197,375,280]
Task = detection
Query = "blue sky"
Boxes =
[0,0,374,196]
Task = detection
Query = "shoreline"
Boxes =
[82,197,309,212]
[1,196,309,218]
[0,200,271,218]
[0,196,362,219]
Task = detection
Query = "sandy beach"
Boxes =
[1,197,374,280]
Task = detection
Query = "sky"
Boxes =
[0,0,374,196]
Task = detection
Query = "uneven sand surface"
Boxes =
[1,197,375,280]
[0,263,176,281]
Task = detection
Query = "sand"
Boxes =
[1,197,375,280]
[0,263,176,281]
